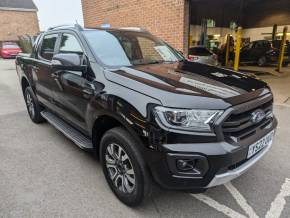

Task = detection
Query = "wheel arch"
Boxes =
[21,76,30,95]
[91,113,146,156]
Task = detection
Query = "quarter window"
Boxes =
[59,34,83,54]
[40,34,58,61]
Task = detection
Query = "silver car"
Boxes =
[188,46,218,66]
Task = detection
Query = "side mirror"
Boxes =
[52,53,87,72]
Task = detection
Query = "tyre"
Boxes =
[24,87,45,123]
[257,56,266,67]
[100,127,151,206]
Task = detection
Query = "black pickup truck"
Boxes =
[16,24,277,206]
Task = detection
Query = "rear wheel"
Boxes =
[257,56,267,67]
[24,87,45,123]
[100,127,151,207]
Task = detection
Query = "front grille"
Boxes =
[222,95,273,142]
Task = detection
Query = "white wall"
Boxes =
[243,25,290,41]
[190,24,290,46]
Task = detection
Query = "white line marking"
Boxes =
[265,178,290,218]
[225,182,259,218]
[192,194,247,218]
[274,103,290,108]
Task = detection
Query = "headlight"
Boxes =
[154,106,223,133]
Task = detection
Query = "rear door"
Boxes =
[50,32,94,132]
[34,33,60,109]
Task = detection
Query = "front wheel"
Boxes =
[100,127,151,207]
[24,87,45,123]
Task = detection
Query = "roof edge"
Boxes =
[0,7,38,12]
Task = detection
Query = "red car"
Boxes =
[0,42,22,58]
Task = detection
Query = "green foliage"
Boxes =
[17,35,33,53]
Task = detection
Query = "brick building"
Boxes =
[81,0,190,53]
[0,0,39,42]
[81,0,290,54]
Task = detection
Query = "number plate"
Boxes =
[247,130,274,159]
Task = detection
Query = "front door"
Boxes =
[50,33,94,132]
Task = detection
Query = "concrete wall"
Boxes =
[81,0,190,53]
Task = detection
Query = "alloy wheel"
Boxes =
[105,143,136,194]
[26,92,35,118]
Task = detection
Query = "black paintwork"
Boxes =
[16,27,277,191]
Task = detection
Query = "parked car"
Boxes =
[188,46,218,65]
[0,42,22,58]
[16,25,277,206]
[239,40,289,66]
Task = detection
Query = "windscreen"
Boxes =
[83,30,184,67]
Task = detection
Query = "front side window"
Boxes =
[59,33,83,54]
[83,30,183,67]
[39,34,58,61]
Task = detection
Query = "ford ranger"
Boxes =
[16,24,277,206]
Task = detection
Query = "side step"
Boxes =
[41,110,93,149]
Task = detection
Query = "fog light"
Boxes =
[167,154,209,178]
[177,159,194,171]
[176,159,201,175]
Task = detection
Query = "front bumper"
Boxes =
[206,139,272,187]
[144,120,277,192]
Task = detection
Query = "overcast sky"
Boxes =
[33,0,84,31]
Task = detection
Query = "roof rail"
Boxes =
[47,24,72,31]
[119,27,149,32]
[47,24,84,31]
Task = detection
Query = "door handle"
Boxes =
[51,72,59,78]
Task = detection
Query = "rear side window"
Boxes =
[39,34,58,61]
[254,41,264,49]
[189,47,212,56]
[59,33,83,54]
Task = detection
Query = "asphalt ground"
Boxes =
[0,59,290,218]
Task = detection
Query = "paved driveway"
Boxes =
[0,59,290,218]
